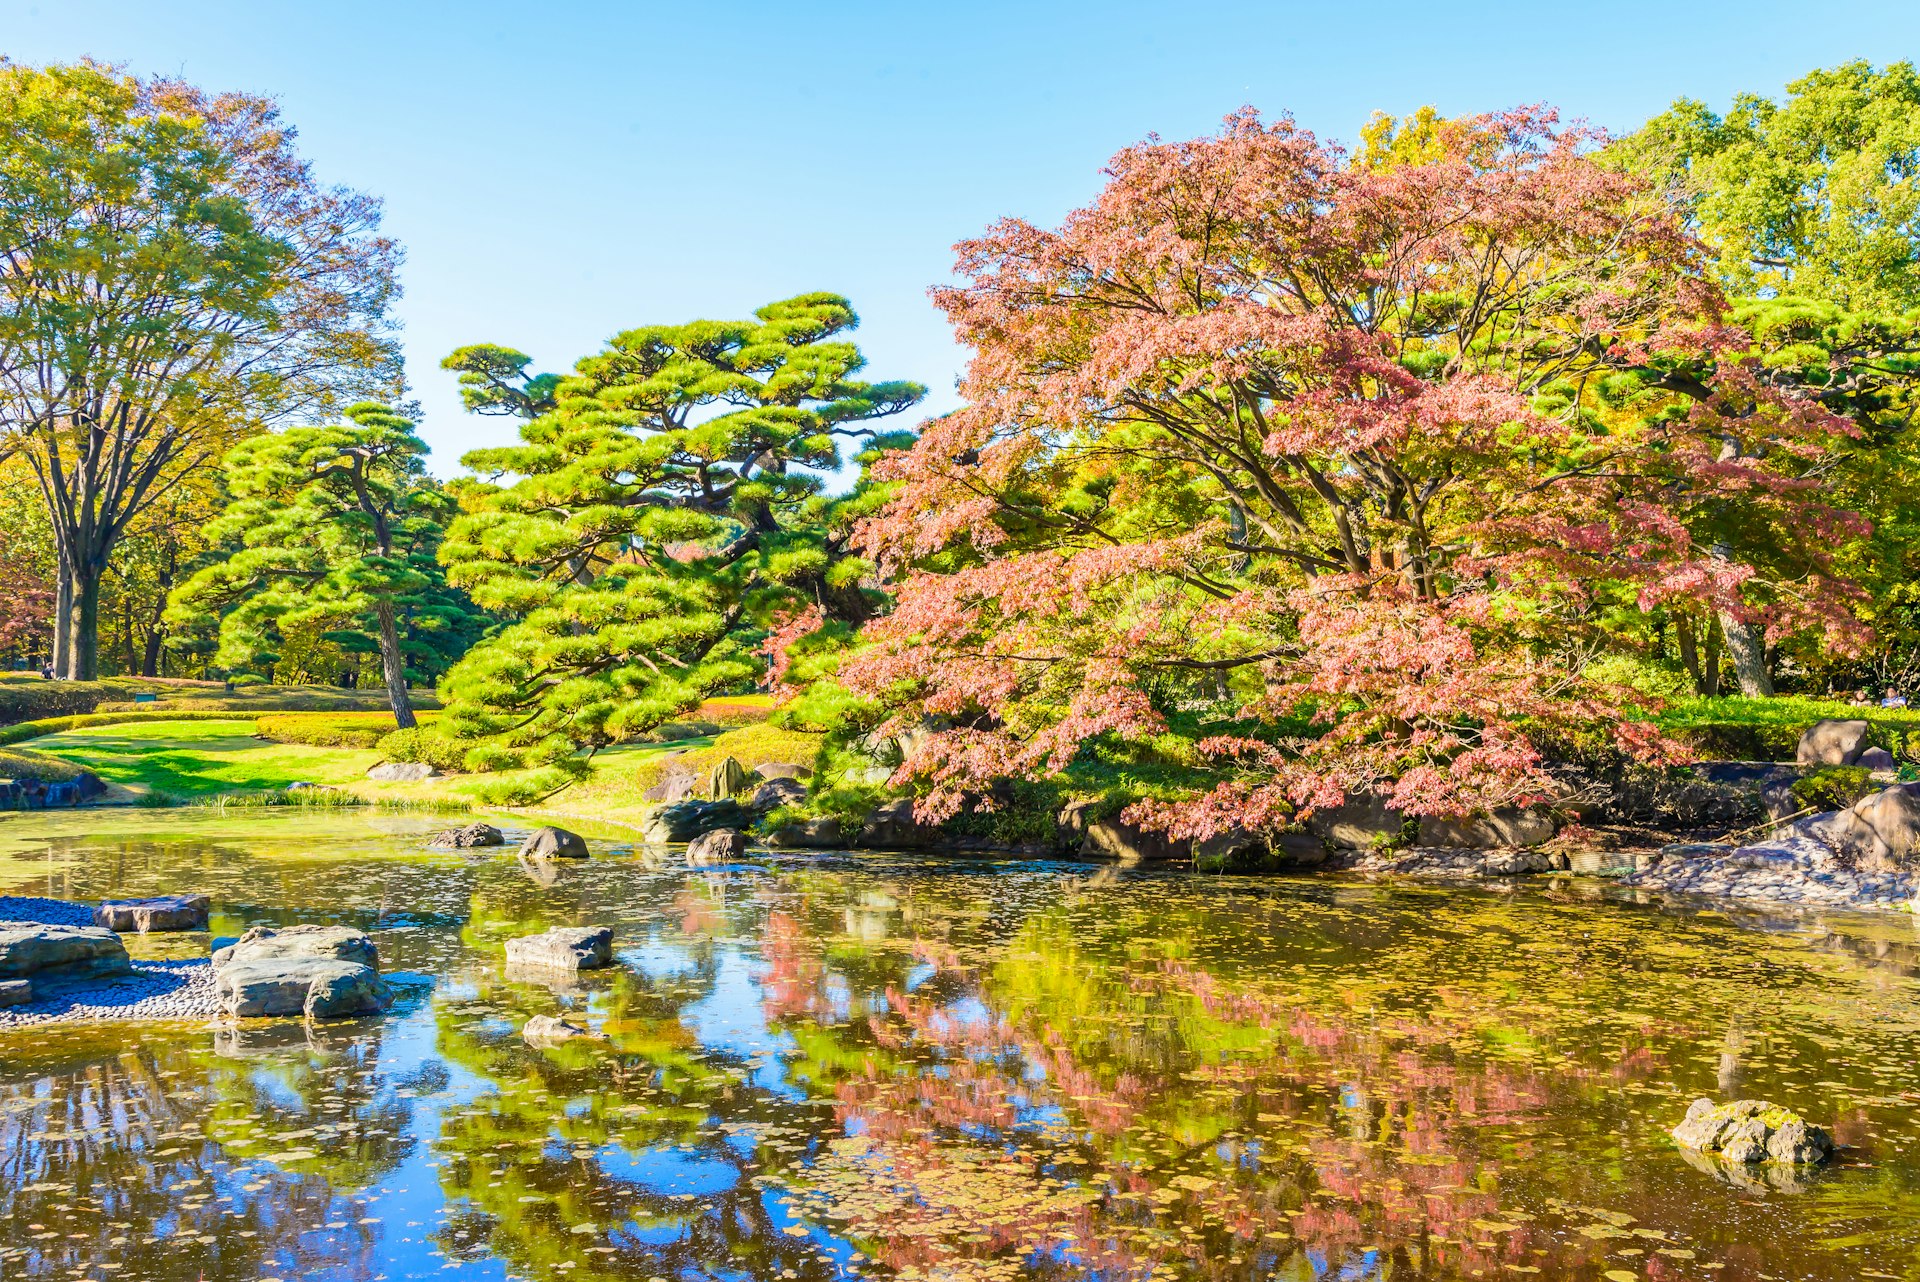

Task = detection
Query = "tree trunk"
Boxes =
[67,563,103,681]
[1676,615,1702,692]
[141,629,165,678]
[51,563,71,678]
[373,600,417,729]
[1717,611,1774,698]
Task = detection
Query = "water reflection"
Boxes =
[1,811,1919,1280]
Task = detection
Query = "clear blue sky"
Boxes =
[4,0,1917,474]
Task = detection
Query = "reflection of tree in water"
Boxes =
[0,1027,416,1281]
[426,881,852,1281]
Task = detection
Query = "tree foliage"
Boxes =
[168,404,475,726]
[842,108,1866,838]
[436,293,923,777]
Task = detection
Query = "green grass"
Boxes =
[1656,694,1920,761]
[27,719,386,798]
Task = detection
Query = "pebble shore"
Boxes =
[0,895,222,1027]
[1622,839,1918,911]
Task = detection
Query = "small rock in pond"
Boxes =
[518,826,589,859]
[0,979,34,1007]
[686,827,748,865]
[504,925,613,971]
[93,894,210,933]
[1672,1098,1833,1165]
[0,925,134,981]
[522,1014,602,1047]
[428,822,504,849]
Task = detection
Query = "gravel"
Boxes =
[1622,838,1919,912]
[0,896,222,1027]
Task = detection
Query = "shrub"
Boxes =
[376,727,471,773]
[1791,765,1876,814]
[0,747,90,783]
[0,676,217,726]
[254,711,441,748]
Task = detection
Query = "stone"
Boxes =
[1859,746,1898,771]
[0,925,134,981]
[748,777,808,811]
[523,1014,602,1047]
[641,799,750,844]
[1797,719,1872,766]
[1305,793,1408,849]
[1079,816,1184,864]
[213,924,379,972]
[1785,781,1920,871]
[1849,782,1920,865]
[504,926,613,971]
[427,822,504,849]
[366,762,437,782]
[92,894,210,933]
[642,770,701,803]
[1416,808,1556,849]
[752,761,811,781]
[686,827,749,865]
[706,756,751,799]
[1671,1098,1832,1165]
[858,799,936,849]
[215,957,389,1019]
[518,826,589,859]
[0,979,33,1007]
[765,816,843,848]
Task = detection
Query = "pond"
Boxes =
[1,809,1919,1282]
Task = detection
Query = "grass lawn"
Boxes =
[29,719,386,798]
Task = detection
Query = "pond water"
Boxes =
[2,810,1920,1282]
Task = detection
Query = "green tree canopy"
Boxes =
[437,292,923,784]
[167,403,475,725]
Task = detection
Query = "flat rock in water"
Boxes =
[1672,1098,1833,1165]
[0,925,134,981]
[215,956,390,1019]
[367,762,437,782]
[213,924,378,971]
[686,827,748,865]
[93,894,210,933]
[428,822,504,849]
[523,1014,601,1047]
[504,925,613,971]
[518,826,589,859]
[0,979,34,1007]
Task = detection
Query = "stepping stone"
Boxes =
[212,924,378,970]
[0,979,34,1007]
[93,894,210,933]
[0,925,133,981]
[504,926,613,971]
[215,957,390,1019]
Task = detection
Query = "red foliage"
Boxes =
[845,107,1868,834]
[0,535,52,656]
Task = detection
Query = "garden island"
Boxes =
[2,52,1920,1282]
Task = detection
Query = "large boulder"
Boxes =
[504,926,613,971]
[92,894,210,933]
[1797,719,1872,767]
[367,762,438,782]
[215,957,390,1019]
[642,767,701,803]
[1306,793,1409,850]
[518,826,589,859]
[1783,781,1920,870]
[858,799,936,850]
[642,799,750,844]
[1672,1098,1833,1165]
[686,827,749,865]
[428,822,504,849]
[752,761,811,781]
[748,777,808,811]
[523,1014,602,1047]
[213,924,378,972]
[1416,808,1556,850]
[764,817,843,848]
[706,756,751,799]
[0,925,133,981]
[1860,746,1898,771]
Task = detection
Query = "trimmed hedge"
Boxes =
[0,710,248,746]
[0,746,91,783]
[0,676,218,725]
[254,711,442,749]
[376,727,471,772]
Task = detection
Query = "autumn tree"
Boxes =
[168,404,471,726]
[0,60,401,680]
[437,293,923,782]
[843,109,1865,841]
[1613,60,1920,696]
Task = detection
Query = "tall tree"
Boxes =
[168,404,466,726]
[0,60,401,679]
[1612,61,1920,696]
[844,109,1864,837]
[438,293,923,781]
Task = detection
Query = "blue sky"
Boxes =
[4,0,1917,474]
